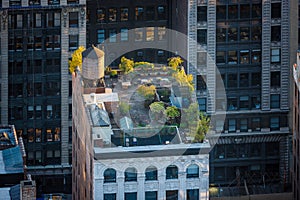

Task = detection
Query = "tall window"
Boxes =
[186,164,199,178]
[125,167,137,182]
[240,50,249,64]
[271,3,281,18]
[166,190,178,200]
[145,6,155,20]
[135,7,144,20]
[69,35,78,51]
[271,94,280,109]
[54,12,60,26]
[228,119,236,132]
[187,189,199,200]
[271,71,280,87]
[35,128,42,142]
[240,119,248,132]
[252,50,261,63]
[17,14,22,28]
[158,26,166,40]
[158,6,166,20]
[271,49,280,63]
[146,27,154,41]
[166,165,178,179]
[270,117,280,131]
[108,8,117,22]
[69,12,78,28]
[104,168,116,183]
[97,8,105,22]
[271,26,281,42]
[120,8,128,21]
[35,13,42,27]
[135,28,143,41]
[120,28,128,41]
[197,29,207,44]
[197,6,207,21]
[239,96,249,110]
[145,166,157,181]
[97,29,105,44]
[109,29,117,42]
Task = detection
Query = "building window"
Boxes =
[46,105,53,119]
[35,128,42,142]
[240,27,250,41]
[120,8,128,21]
[197,6,207,21]
[186,164,199,178]
[216,28,226,42]
[145,6,155,21]
[17,14,22,28]
[197,29,207,44]
[158,6,166,20]
[54,127,60,141]
[228,51,237,64]
[108,8,117,22]
[271,49,280,63]
[54,12,60,26]
[46,128,52,141]
[97,29,105,44]
[228,5,238,19]
[228,74,237,88]
[271,94,280,109]
[120,28,128,41]
[104,194,116,200]
[35,13,42,27]
[53,35,60,50]
[187,189,199,200]
[145,166,157,181]
[240,119,248,132]
[146,27,154,41]
[216,51,226,64]
[239,73,249,87]
[145,191,157,200]
[271,3,281,18]
[270,117,280,131]
[251,95,261,109]
[166,165,178,179]
[109,29,117,42]
[35,105,42,119]
[69,35,78,51]
[27,128,34,142]
[125,193,137,200]
[158,26,166,40]
[28,106,34,119]
[228,27,237,41]
[46,81,60,96]
[35,36,42,50]
[97,8,105,22]
[227,97,237,111]
[271,26,281,42]
[48,0,60,5]
[67,0,78,4]
[9,0,21,6]
[252,118,261,131]
[271,71,280,87]
[240,50,249,64]
[135,28,143,41]
[252,49,261,63]
[239,96,249,110]
[252,4,261,18]
[69,12,78,28]
[251,73,261,87]
[15,37,23,51]
[216,6,226,19]
[252,26,261,41]
[228,119,236,132]
[35,151,42,164]
[125,167,137,182]
[135,7,144,20]
[240,5,250,18]
[166,190,178,200]
[104,168,116,183]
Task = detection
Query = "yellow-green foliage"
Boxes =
[168,57,183,71]
[110,70,118,77]
[119,56,134,74]
[164,106,180,119]
[69,46,86,73]
[119,101,130,115]
[137,85,156,100]
[149,102,165,113]
[172,67,194,91]
[134,62,154,69]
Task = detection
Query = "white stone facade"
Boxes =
[94,154,209,200]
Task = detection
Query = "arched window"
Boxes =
[186,164,199,178]
[166,165,178,179]
[104,168,116,183]
[125,167,137,182]
[145,166,158,181]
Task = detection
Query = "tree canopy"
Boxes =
[164,106,180,119]
[168,56,184,71]
[137,85,156,100]
[69,46,86,73]
[119,56,134,74]
[149,102,165,113]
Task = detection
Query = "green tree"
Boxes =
[149,102,165,113]
[193,112,210,143]
[168,56,183,71]
[164,106,180,119]
[119,56,134,74]
[69,46,86,73]
[172,67,194,91]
